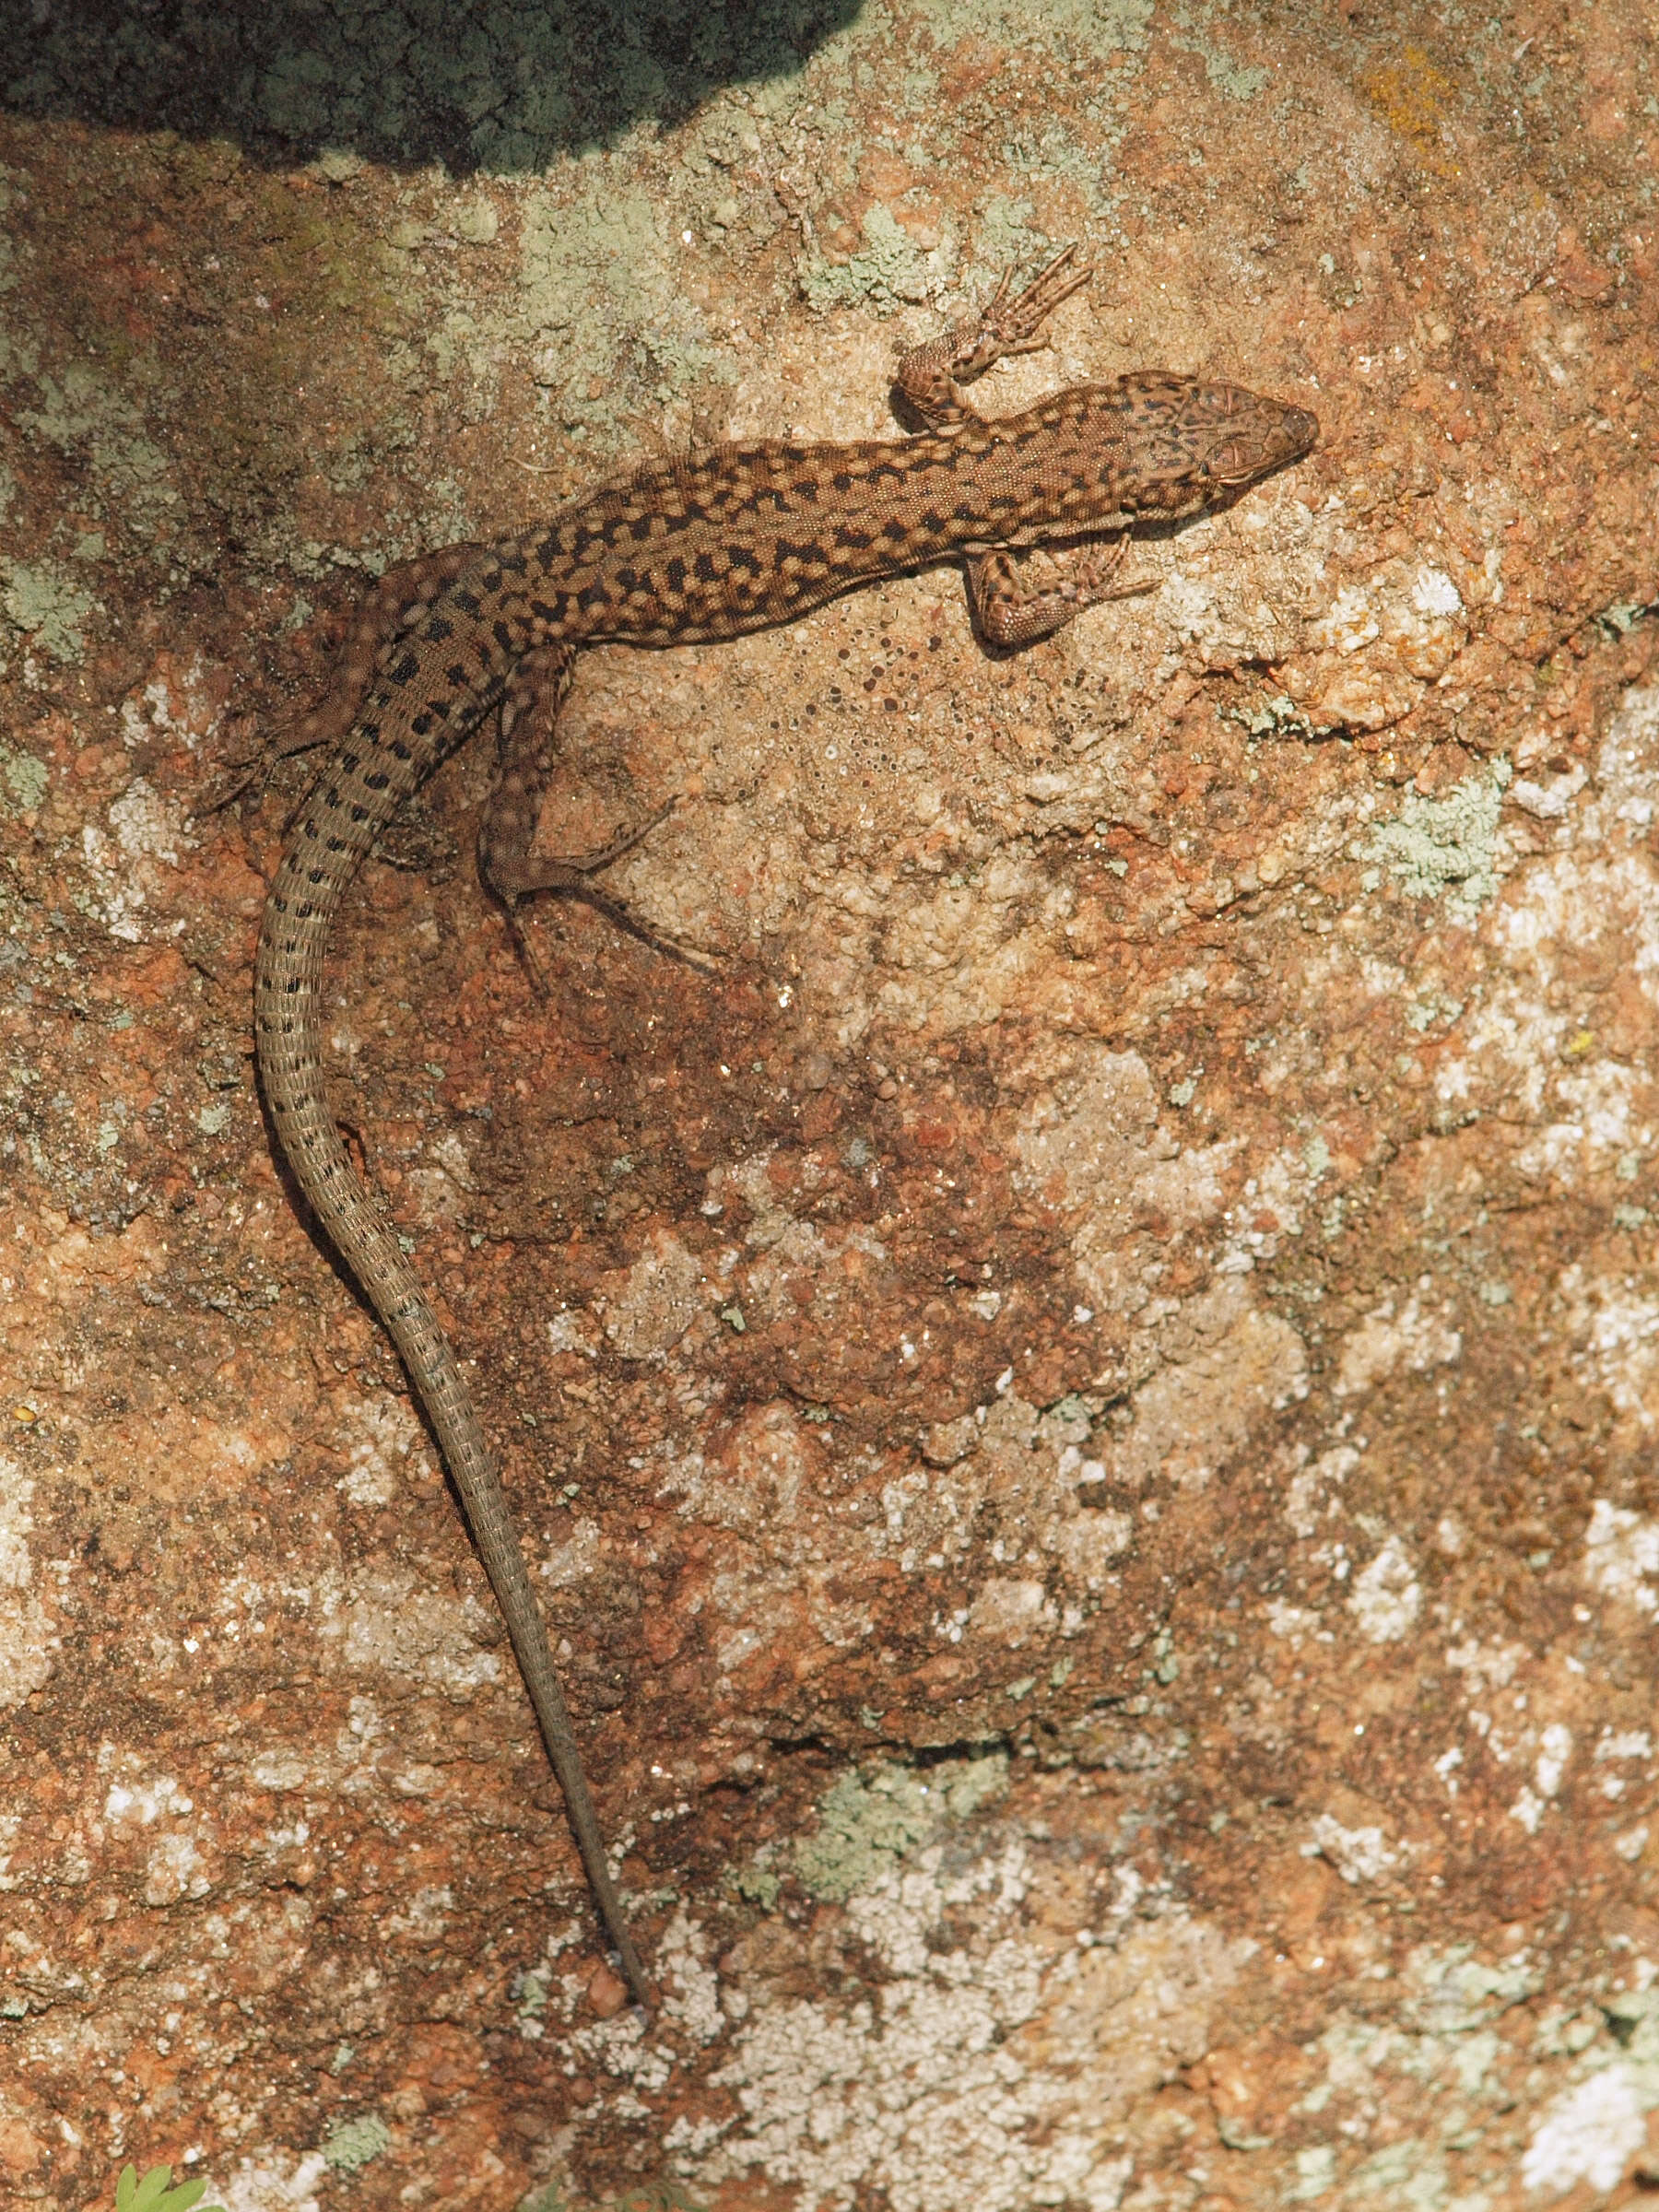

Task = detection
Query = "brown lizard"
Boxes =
[253,250,1317,2007]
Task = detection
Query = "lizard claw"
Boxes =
[991,242,1093,343]
[197,713,292,815]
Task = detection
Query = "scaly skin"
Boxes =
[253,253,1317,2006]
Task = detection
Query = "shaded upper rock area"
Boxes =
[4,0,864,171]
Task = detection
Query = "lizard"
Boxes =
[253,249,1318,2009]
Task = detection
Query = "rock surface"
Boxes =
[2,4,1657,2208]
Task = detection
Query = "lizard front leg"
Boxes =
[967,535,1155,648]
[894,243,1092,430]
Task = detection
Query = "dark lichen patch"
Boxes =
[0,132,425,595]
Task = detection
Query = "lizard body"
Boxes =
[253,254,1316,2006]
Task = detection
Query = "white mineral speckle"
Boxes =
[1348,1536,1421,1642]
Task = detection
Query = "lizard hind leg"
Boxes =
[208,544,486,813]
[478,644,713,978]
[287,542,488,759]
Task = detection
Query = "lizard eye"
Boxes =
[1205,441,1256,484]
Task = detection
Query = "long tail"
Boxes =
[253,677,654,2007]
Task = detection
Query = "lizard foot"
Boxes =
[969,534,1156,649]
[954,242,1094,379]
[892,243,1093,429]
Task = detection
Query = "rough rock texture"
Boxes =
[2,4,1658,2208]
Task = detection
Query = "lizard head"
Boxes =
[1201,390,1321,487]
[1117,374,1319,517]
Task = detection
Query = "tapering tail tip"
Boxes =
[589,1954,660,2016]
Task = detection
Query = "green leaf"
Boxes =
[110,2166,223,2212]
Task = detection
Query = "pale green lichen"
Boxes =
[512,1965,549,2025]
[995,124,1116,211]
[1229,691,1315,741]
[0,744,49,812]
[801,204,938,314]
[1,560,99,662]
[1520,1993,1659,2196]
[970,194,1054,282]
[519,180,733,438]
[914,0,1151,59]
[730,1839,784,1908]
[18,366,178,535]
[1204,49,1270,100]
[1400,1942,1540,2035]
[1281,1946,1561,2199]
[1339,2138,1449,2204]
[320,2113,392,2172]
[1290,2145,1337,2199]
[794,1754,1008,1901]
[1354,763,1511,915]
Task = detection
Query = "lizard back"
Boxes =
[479,372,1318,652]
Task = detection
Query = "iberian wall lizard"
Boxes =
[253,252,1317,2006]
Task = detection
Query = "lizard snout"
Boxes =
[1279,404,1321,454]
